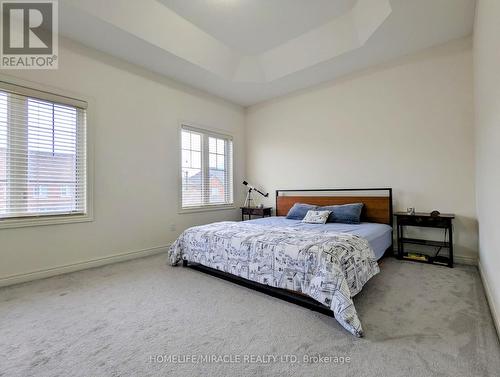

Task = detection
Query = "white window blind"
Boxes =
[0,82,87,221]
[181,125,233,209]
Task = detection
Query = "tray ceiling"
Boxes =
[159,0,357,54]
[58,0,475,106]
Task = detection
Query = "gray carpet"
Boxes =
[0,254,499,377]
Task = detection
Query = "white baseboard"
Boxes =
[0,245,169,288]
[454,255,478,266]
[478,260,500,340]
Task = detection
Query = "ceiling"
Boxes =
[59,0,476,106]
[159,0,357,54]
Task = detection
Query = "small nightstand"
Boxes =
[395,212,455,267]
[240,207,272,221]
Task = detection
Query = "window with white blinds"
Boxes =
[0,82,88,222]
[180,125,233,209]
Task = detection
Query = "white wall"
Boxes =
[246,38,477,263]
[0,38,245,284]
[474,0,500,333]
[0,35,481,286]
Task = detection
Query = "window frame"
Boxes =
[0,75,94,229]
[178,123,234,214]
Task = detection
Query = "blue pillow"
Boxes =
[317,203,364,224]
[286,203,317,220]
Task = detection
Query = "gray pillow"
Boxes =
[286,203,317,220]
[317,203,364,224]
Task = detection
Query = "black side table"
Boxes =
[395,212,455,267]
[240,207,272,221]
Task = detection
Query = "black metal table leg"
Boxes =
[448,223,453,267]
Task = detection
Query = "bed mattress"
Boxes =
[245,217,393,260]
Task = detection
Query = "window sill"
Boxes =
[0,213,93,230]
[178,205,236,214]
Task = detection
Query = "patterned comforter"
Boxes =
[169,221,380,337]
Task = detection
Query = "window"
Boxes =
[0,92,7,215]
[60,185,72,198]
[33,185,49,198]
[180,125,233,210]
[0,81,88,224]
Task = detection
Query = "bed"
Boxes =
[169,188,393,337]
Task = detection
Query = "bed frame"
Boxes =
[183,188,393,318]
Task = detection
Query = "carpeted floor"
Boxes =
[0,254,499,377]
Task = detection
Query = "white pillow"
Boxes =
[302,210,331,224]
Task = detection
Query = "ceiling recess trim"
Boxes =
[64,0,392,83]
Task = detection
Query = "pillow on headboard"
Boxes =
[286,203,317,220]
[317,203,364,224]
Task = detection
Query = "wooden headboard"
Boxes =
[276,188,393,226]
